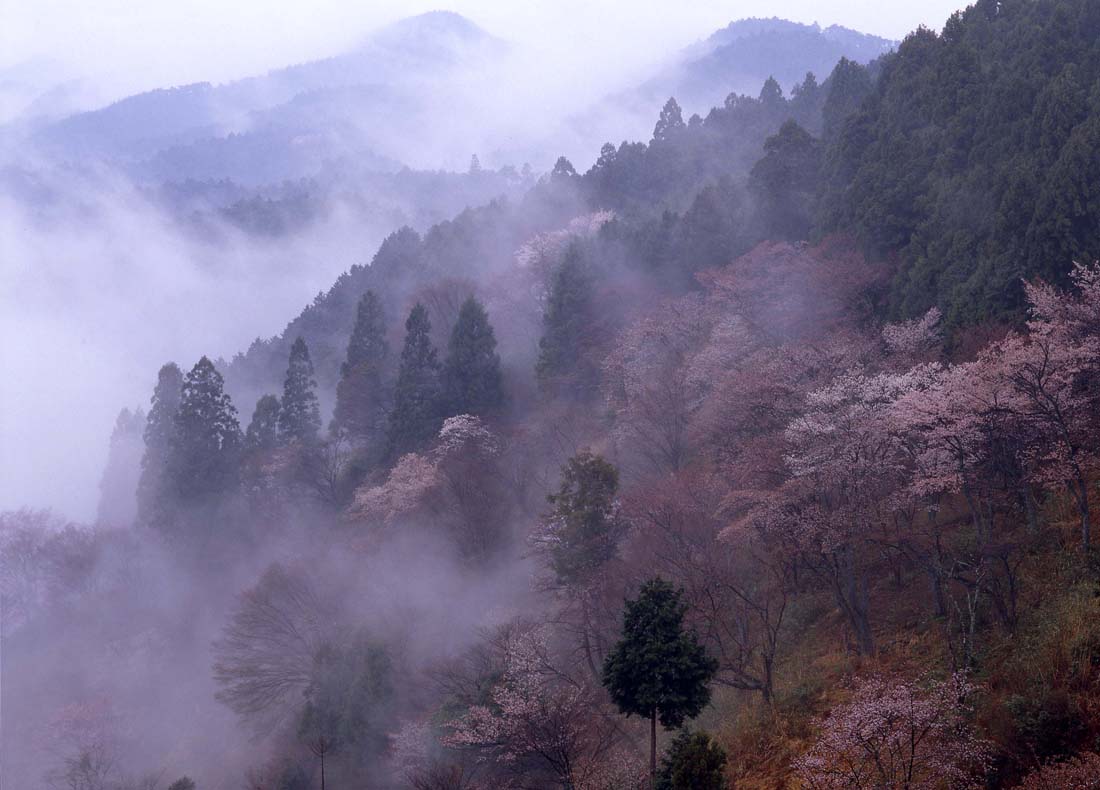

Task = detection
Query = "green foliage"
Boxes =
[167,778,196,790]
[386,303,442,457]
[167,356,241,503]
[818,0,1100,324]
[442,297,504,417]
[535,245,596,393]
[749,119,822,240]
[332,290,389,447]
[542,450,626,585]
[602,578,718,728]
[137,362,182,527]
[821,57,872,139]
[279,337,322,443]
[245,394,280,453]
[656,730,727,790]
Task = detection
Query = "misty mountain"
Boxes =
[29,11,509,182]
[612,17,894,123]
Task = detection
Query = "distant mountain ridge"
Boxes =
[28,11,508,181]
[637,17,894,115]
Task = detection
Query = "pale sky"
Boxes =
[3,0,970,105]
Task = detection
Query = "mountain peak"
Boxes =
[359,10,504,54]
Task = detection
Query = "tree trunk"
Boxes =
[650,710,658,789]
[320,751,326,790]
[1073,475,1091,552]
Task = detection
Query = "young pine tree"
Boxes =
[656,730,727,790]
[245,394,281,453]
[535,244,596,393]
[279,337,322,444]
[332,291,389,446]
[137,362,183,528]
[602,578,718,786]
[386,303,442,458]
[442,297,504,418]
[168,356,242,503]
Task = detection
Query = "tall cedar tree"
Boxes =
[543,451,626,586]
[245,394,281,452]
[97,407,146,527]
[652,97,685,143]
[603,578,718,786]
[442,297,504,417]
[137,362,183,528]
[279,337,322,444]
[535,244,595,393]
[386,303,442,458]
[168,356,242,502]
[332,291,389,444]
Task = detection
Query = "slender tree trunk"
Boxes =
[1072,475,1090,552]
[650,710,658,789]
[320,751,325,790]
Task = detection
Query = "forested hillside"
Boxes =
[820,0,1100,324]
[5,2,1100,789]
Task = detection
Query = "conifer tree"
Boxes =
[821,57,871,139]
[652,97,685,142]
[97,406,146,527]
[386,303,442,457]
[245,394,281,452]
[603,578,718,785]
[656,730,726,790]
[541,450,625,586]
[137,362,183,528]
[279,337,322,444]
[758,75,785,108]
[535,244,595,393]
[332,291,389,445]
[442,297,504,417]
[168,356,242,502]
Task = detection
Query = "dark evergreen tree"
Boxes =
[674,177,746,274]
[386,303,442,457]
[821,57,871,139]
[97,406,146,527]
[535,244,596,393]
[749,119,822,240]
[656,730,727,790]
[332,291,389,445]
[168,356,242,503]
[542,450,626,586]
[653,97,685,142]
[442,297,504,417]
[603,578,718,784]
[279,337,322,444]
[551,156,577,179]
[137,362,183,528]
[245,394,281,453]
[758,76,785,108]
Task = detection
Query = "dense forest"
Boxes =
[5,1,1100,788]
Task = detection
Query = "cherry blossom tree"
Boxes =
[444,625,630,789]
[1017,752,1100,790]
[795,674,989,789]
